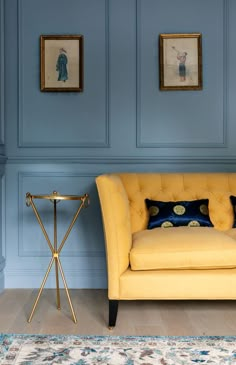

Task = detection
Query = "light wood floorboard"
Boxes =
[1,289,236,336]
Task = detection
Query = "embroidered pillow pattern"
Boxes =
[145,198,213,229]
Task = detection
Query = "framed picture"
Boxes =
[40,35,84,92]
[159,33,202,91]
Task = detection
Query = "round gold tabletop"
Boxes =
[26,192,89,207]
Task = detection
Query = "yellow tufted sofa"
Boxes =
[96,172,236,327]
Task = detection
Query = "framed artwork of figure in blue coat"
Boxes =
[40,35,84,92]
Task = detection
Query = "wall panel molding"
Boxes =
[136,0,229,148]
[6,155,236,166]
[17,0,110,148]
[0,0,5,147]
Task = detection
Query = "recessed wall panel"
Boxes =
[18,0,109,147]
[137,0,227,147]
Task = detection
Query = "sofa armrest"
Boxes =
[96,174,132,299]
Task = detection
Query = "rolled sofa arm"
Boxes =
[96,174,132,299]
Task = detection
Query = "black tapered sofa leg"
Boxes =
[108,300,119,329]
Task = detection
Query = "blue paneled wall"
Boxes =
[0,0,6,292]
[1,0,236,288]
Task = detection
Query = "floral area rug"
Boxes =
[1,334,236,364]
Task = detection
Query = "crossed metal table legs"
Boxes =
[26,192,89,323]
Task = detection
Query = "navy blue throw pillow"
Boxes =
[230,195,236,228]
[145,198,213,229]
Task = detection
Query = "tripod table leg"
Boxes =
[57,257,77,323]
[55,258,61,310]
[28,256,55,323]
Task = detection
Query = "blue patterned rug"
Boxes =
[0,334,236,364]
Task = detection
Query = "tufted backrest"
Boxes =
[118,173,236,234]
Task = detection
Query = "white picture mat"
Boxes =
[44,39,80,88]
[163,37,199,87]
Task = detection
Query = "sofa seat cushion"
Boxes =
[130,227,236,270]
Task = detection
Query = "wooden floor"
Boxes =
[1,289,236,336]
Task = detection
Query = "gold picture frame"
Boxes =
[159,33,202,91]
[40,35,84,92]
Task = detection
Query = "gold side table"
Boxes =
[25,191,89,323]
